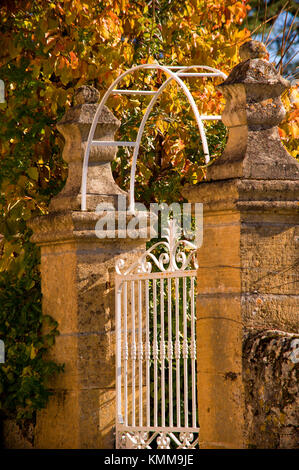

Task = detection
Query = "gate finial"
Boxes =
[239,40,269,60]
[49,85,125,212]
[206,40,299,181]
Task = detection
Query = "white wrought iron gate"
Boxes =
[115,223,199,449]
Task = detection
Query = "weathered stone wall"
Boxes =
[1,418,34,449]
[243,329,299,448]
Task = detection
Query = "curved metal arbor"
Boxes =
[81,64,227,212]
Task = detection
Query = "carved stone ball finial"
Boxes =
[239,40,269,61]
[73,85,100,106]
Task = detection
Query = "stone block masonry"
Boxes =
[184,40,299,449]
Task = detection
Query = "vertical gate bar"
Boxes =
[183,276,188,428]
[145,279,150,427]
[115,280,122,426]
[138,279,143,427]
[153,278,158,427]
[167,277,173,428]
[160,278,165,427]
[191,275,197,428]
[131,280,136,427]
[175,276,181,428]
[123,281,128,426]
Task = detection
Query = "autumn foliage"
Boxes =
[280,86,299,157]
[0,0,250,271]
[0,0,297,420]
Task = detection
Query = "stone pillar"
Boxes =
[29,86,147,448]
[184,41,299,449]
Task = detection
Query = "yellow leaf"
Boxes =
[30,344,38,360]
[27,167,39,181]
[290,122,299,139]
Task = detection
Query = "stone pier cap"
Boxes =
[196,40,299,182]
[29,85,153,243]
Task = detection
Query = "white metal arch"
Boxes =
[81,64,227,212]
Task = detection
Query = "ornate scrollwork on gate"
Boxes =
[156,432,171,449]
[116,218,198,275]
[117,430,199,449]
[178,432,195,448]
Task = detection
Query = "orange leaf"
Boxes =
[69,51,79,70]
